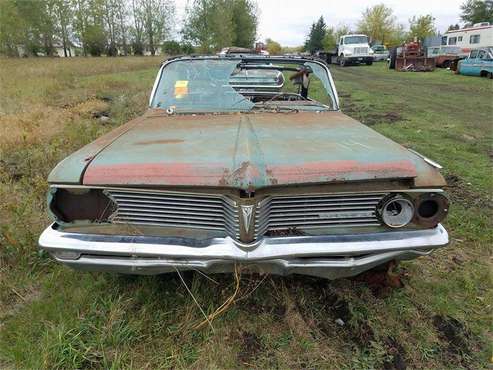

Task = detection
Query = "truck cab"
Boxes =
[330,34,374,66]
[457,47,493,78]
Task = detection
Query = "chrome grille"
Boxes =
[106,189,239,238]
[354,47,368,55]
[255,193,386,238]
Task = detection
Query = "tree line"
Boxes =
[0,0,258,57]
[303,0,493,54]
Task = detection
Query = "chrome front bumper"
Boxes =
[39,223,449,280]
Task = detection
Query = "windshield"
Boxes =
[372,45,386,52]
[344,36,368,44]
[150,58,337,114]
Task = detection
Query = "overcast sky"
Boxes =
[174,0,465,46]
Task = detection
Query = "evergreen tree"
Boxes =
[304,16,326,54]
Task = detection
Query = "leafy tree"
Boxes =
[448,24,461,30]
[131,0,145,54]
[183,0,257,53]
[322,27,336,50]
[73,0,89,55]
[180,42,194,54]
[304,16,326,53]
[0,0,24,56]
[72,0,107,56]
[265,38,281,55]
[334,24,351,41]
[231,0,257,48]
[281,45,303,54]
[102,0,119,56]
[461,0,493,25]
[183,0,226,52]
[357,4,398,44]
[140,0,175,56]
[85,23,106,56]
[162,40,181,55]
[386,23,407,47]
[409,15,437,41]
[53,0,73,57]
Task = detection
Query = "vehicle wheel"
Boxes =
[450,60,458,71]
[366,60,373,66]
[339,56,346,67]
[489,72,493,79]
[442,60,451,69]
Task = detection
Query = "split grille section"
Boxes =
[106,189,240,238]
[106,189,386,241]
[354,47,369,55]
[255,193,386,239]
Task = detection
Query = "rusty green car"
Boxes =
[39,55,449,279]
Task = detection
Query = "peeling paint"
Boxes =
[50,109,444,190]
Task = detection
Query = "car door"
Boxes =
[460,50,479,75]
[478,49,493,74]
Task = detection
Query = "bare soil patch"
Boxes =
[446,174,493,209]
[237,331,264,365]
[433,315,473,357]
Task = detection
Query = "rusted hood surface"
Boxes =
[63,109,441,189]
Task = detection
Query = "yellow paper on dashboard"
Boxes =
[174,80,189,98]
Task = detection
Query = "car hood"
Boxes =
[49,110,444,189]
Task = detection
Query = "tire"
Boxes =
[488,72,493,79]
[442,60,451,69]
[339,56,346,67]
[366,60,373,66]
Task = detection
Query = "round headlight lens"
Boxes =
[381,197,414,228]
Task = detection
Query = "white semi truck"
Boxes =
[327,34,374,66]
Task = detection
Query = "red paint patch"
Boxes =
[267,160,417,183]
[83,163,229,186]
[83,160,416,187]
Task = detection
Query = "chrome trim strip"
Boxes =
[149,64,165,107]
[408,149,443,169]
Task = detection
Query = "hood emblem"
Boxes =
[241,205,255,233]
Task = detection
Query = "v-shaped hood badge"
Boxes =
[240,205,255,233]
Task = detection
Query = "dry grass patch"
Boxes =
[0,105,74,147]
[69,98,110,118]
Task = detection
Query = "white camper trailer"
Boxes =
[442,23,493,54]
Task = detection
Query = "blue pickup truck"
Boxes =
[457,48,493,78]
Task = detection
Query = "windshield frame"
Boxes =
[344,36,369,45]
[148,55,340,113]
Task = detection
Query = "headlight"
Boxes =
[414,193,449,227]
[379,196,415,228]
[49,187,116,224]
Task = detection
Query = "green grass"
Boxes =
[0,58,492,369]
